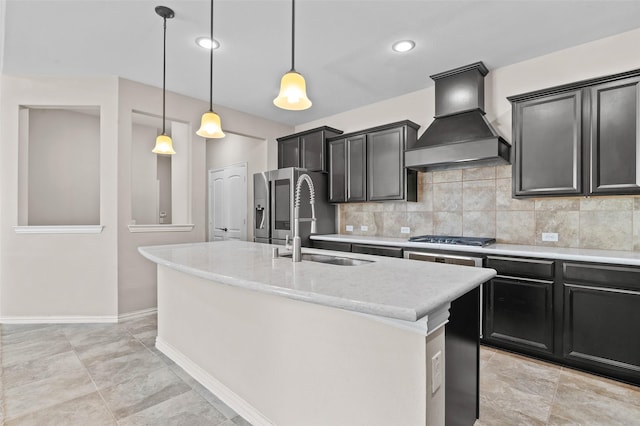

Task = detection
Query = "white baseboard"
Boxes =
[0,315,118,324]
[156,336,273,426]
[118,307,157,322]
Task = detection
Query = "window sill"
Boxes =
[14,225,104,234]
[128,224,195,233]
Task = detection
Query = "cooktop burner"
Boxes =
[408,235,496,247]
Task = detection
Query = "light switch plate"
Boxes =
[360,225,368,231]
[345,225,354,232]
[542,232,559,242]
[400,227,410,234]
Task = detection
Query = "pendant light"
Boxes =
[152,6,176,155]
[273,0,312,111]
[196,0,225,138]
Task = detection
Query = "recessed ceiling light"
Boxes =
[196,37,220,50]
[392,40,415,53]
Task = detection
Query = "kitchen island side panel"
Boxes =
[156,265,445,426]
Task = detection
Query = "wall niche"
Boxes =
[18,106,101,226]
[130,111,191,230]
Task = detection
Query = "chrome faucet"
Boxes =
[292,174,317,262]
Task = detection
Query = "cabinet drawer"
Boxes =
[486,256,555,280]
[351,244,403,258]
[563,262,640,291]
[311,240,351,253]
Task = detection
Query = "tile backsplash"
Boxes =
[338,165,640,251]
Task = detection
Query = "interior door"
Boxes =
[208,163,247,241]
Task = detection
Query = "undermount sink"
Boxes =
[280,252,374,266]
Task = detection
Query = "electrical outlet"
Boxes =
[360,225,368,231]
[345,225,354,232]
[542,232,559,242]
[431,351,442,394]
[401,227,410,234]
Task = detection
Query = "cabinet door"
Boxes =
[367,127,404,201]
[347,135,367,202]
[301,131,325,172]
[328,140,346,203]
[278,138,300,169]
[513,90,583,196]
[563,262,640,384]
[589,76,640,194]
[484,276,554,355]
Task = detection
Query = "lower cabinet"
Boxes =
[483,256,556,356]
[482,255,640,386]
[484,276,554,355]
[562,262,640,384]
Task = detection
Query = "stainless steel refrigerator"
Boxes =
[253,167,335,246]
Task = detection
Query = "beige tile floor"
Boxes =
[478,346,640,425]
[0,315,250,425]
[1,314,639,425]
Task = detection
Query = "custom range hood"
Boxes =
[405,62,510,171]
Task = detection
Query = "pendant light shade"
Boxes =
[153,6,176,155]
[274,71,312,110]
[152,134,176,155]
[274,0,312,111]
[197,0,225,138]
[196,111,225,138]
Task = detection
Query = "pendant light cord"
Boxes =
[162,15,167,135]
[209,0,214,111]
[291,0,295,72]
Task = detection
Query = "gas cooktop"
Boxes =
[408,235,496,247]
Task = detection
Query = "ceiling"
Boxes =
[3,1,640,127]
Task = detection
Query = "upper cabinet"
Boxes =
[328,120,418,203]
[277,126,343,172]
[509,69,640,197]
[512,90,583,197]
[328,134,366,203]
[589,76,640,194]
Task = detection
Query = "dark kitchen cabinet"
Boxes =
[562,262,640,385]
[327,121,418,203]
[509,68,640,197]
[351,243,403,258]
[328,135,366,203]
[512,90,583,197]
[367,126,408,201]
[277,126,342,172]
[589,76,640,194]
[484,256,556,356]
[310,240,352,252]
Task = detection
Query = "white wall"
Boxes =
[297,27,640,145]
[0,75,292,319]
[117,78,292,315]
[131,123,158,225]
[206,132,268,241]
[26,108,100,226]
[0,75,119,320]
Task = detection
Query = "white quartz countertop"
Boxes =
[138,240,495,324]
[311,234,640,266]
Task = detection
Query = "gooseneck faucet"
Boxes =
[293,174,317,262]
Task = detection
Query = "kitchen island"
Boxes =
[139,240,496,426]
